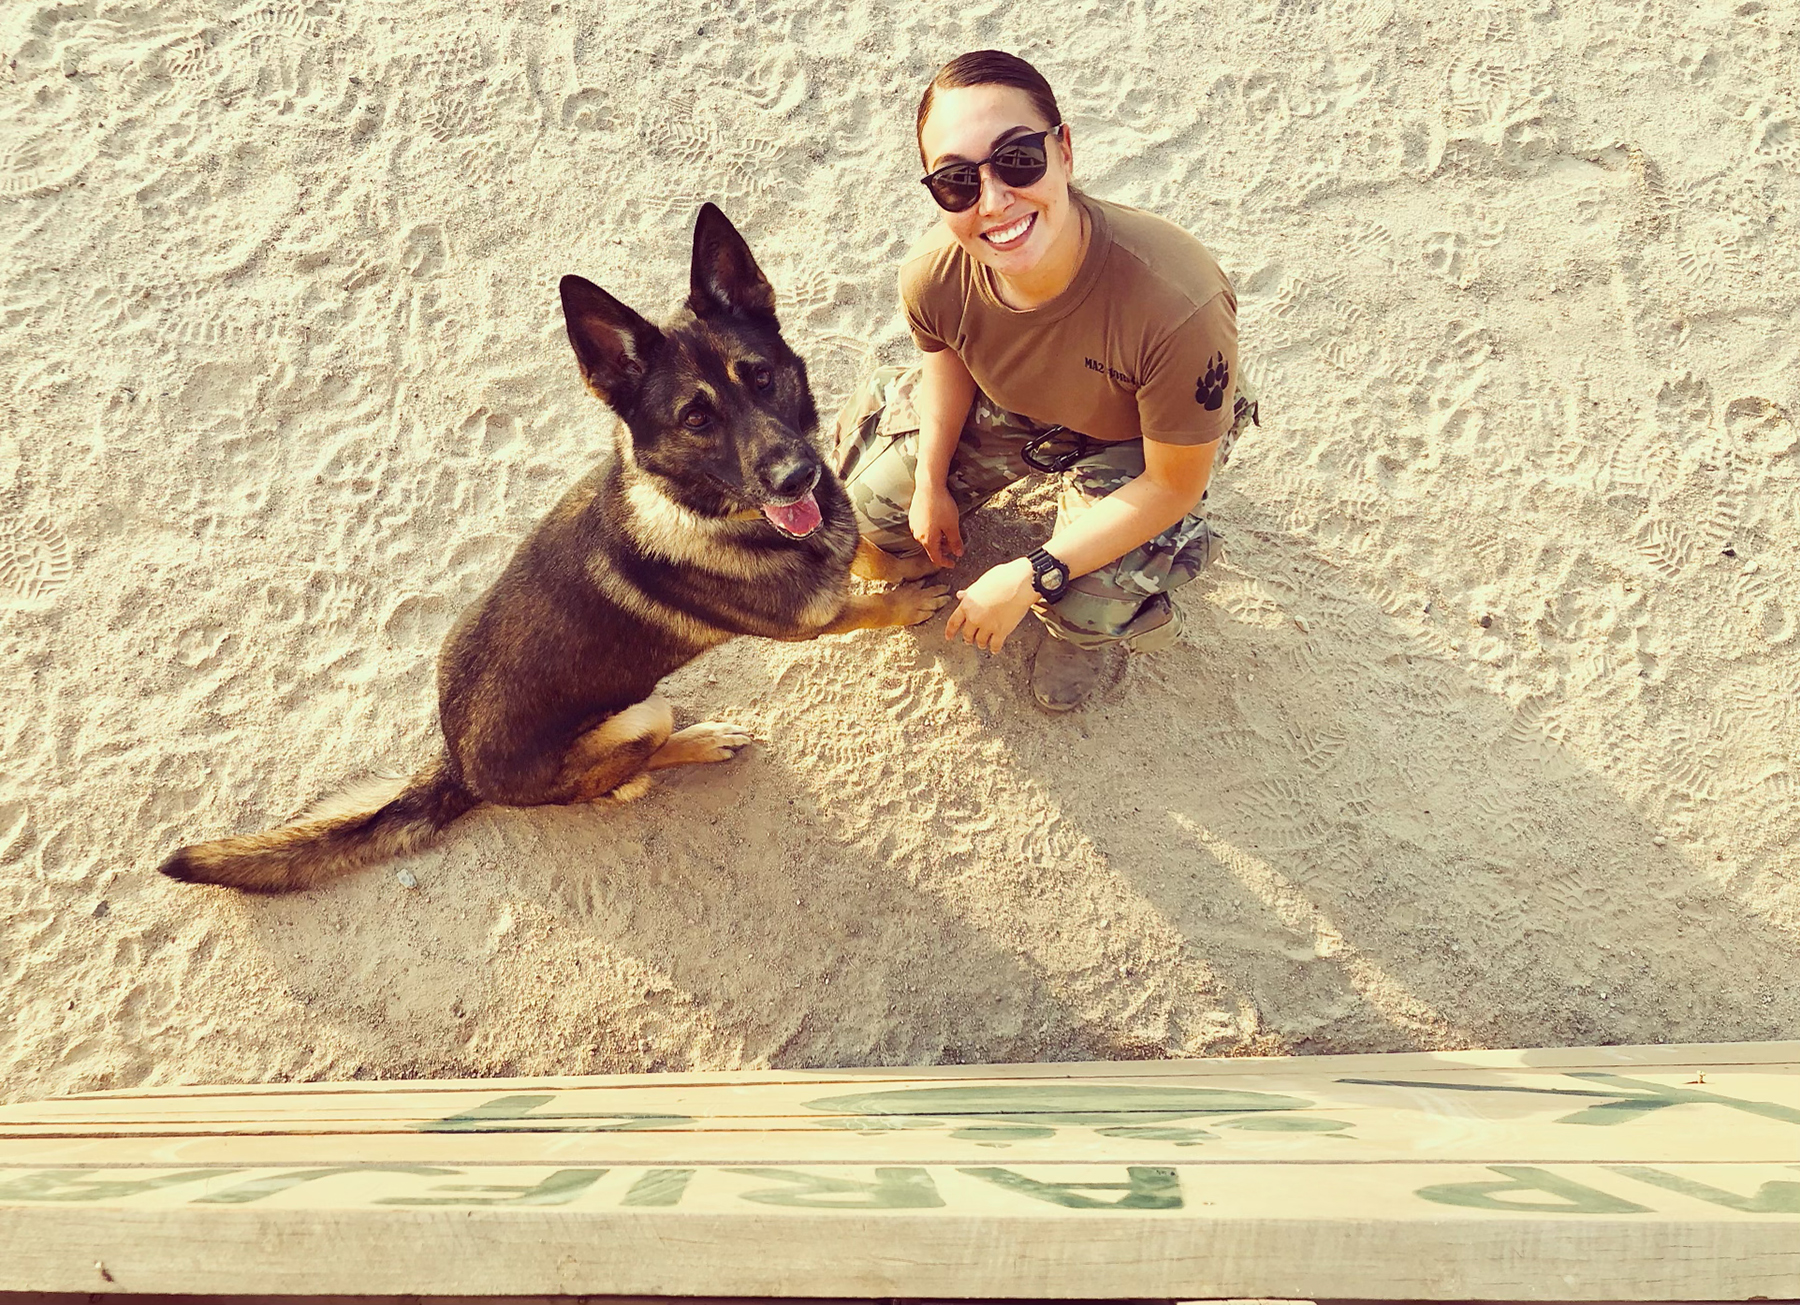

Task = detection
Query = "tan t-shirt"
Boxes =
[900,194,1237,446]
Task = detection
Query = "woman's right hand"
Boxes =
[908,347,976,568]
[909,480,964,569]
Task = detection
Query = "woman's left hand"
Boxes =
[943,558,1038,653]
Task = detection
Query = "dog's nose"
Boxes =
[763,454,817,501]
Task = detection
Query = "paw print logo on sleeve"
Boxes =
[1195,353,1229,411]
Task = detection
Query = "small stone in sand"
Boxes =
[397,869,418,889]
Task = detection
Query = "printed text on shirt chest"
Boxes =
[1084,356,1139,388]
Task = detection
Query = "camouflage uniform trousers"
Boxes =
[832,364,1256,651]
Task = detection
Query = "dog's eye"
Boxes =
[681,405,710,430]
[751,364,773,391]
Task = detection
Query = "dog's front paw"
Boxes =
[889,581,952,627]
[670,720,753,763]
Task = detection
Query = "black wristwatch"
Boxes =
[1026,547,1071,604]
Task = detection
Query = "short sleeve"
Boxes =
[898,252,949,354]
[1137,289,1238,446]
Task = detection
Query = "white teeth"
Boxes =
[984,214,1032,244]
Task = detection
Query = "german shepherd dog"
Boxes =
[160,204,944,893]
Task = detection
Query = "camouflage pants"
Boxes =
[833,365,1254,650]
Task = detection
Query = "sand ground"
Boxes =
[1,0,1797,1102]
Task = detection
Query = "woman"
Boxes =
[835,49,1255,712]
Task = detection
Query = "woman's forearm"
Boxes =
[913,348,977,487]
[1044,456,1213,578]
[941,436,1216,654]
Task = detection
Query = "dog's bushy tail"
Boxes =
[158,757,477,894]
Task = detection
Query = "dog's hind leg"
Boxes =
[554,697,674,803]
[555,698,752,804]
[647,721,754,770]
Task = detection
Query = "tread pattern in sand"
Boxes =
[0,0,1795,1100]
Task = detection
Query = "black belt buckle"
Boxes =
[1020,425,1097,473]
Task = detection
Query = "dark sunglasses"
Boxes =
[919,125,1064,213]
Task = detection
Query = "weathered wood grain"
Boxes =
[1,1043,1794,1300]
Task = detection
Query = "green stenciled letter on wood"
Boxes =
[198,1166,458,1204]
[1608,1165,1800,1213]
[375,1168,608,1207]
[1557,1074,1800,1127]
[1340,1073,1800,1128]
[725,1167,945,1208]
[0,1168,241,1203]
[415,1093,691,1133]
[622,1168,694,1207]
[1416,1166,1651,1214]
[960,1166,1182,1210]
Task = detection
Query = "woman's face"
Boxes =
[918,83,1075,286]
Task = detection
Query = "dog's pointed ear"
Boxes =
[559,275,664,411]
[688,202,777,321]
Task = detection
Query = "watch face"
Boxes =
[1042,570,1064,590]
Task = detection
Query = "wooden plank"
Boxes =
[2,1044,1796,1300]
[5,1159,1800,1216]
[35,1040,1800,1103]
[5,1052,1794,1129]
[0,1127,1796,1167]
[10,1062,1800,1122]
[1,1066,1796,1159]
[0,1101,1795,1165]
[2,1062,1795,1170]
[2,1162,1798,1297]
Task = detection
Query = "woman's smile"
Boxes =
[981,212,1036,250]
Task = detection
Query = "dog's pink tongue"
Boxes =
[763,491,823,537]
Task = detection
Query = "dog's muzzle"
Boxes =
[759,465,823,539]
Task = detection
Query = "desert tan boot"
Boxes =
[1030,635,1110,712]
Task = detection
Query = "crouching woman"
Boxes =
[836,49,1256,711]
